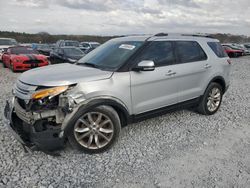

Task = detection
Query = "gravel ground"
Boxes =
[0,56,250,188]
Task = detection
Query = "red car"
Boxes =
[2,46,49,72]
[223,46,243,58]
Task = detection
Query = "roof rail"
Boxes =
[154,33,168,36]
[181,34,214,38]
[154,33,214,38]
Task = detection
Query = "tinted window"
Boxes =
[136,41,175,67]
[208,42,228,58]
[65,41,79,47]
[10,47,38,54]
[0,39,17,45]
[81,43,90,48]
[175,41,207,63]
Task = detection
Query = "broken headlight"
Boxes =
[32,86,69,100]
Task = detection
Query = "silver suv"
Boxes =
[4,34,231,154]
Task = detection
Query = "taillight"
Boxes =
[227,59,232,64]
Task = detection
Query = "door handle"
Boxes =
[166,70,176,76]
[204,64,212,69]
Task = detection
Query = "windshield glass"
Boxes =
[91,43,100,48]
[11,47,38,54]
[37,44,50,49]
[77,40,144,70]
[0,39,17,45]
[65,41,79,47]
[64,48,84,56]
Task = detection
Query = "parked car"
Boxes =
[222,45,244,57]
[243,43,250,51]
[50,47,85,64]
[4,34,231,154]
[230,43,250,55]
[2,46,49,72]
[36,44,53,56]
[80,42,100,53]
[0,38,18,61]
[55,40,80,48]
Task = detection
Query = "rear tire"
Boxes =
[67,105,121,154]
[197,82,223,115]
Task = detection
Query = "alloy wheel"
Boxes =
[207,87,221,112]
[73,112,114,150]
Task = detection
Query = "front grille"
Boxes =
[14,99,33,124]
[23,60,42,64]
[14,80,37,100]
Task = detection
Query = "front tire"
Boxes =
[197,82,223,115]
[68,105,121,154]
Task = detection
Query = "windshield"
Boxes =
[77,40,144,70]
[11,47,38,54]
[64,48,84,56]
[91,43,100,48]
[65,41,79,47]
[37,44,50,49]
[0,39,17,45]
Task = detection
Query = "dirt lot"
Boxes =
[0,56,250,187]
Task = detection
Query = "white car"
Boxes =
[0,38,18,61]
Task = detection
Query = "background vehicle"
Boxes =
[55,40,80,48]
[0,38,18,61]
[50,47,85,64]
[2,46,49,72]
[222,45,243,57]
[36,44,53,56]
[4,34,231,154]
[80,42,100,53]
[243,43,250,53]
[230,43,250,55]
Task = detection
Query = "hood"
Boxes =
[18,63,113,86]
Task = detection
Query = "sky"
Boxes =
[0,0,250,36]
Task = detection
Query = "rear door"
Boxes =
[173,41,210,102]
[130,40,180,114]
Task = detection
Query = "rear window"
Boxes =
[175,41,207,63]
[207,42,228,58]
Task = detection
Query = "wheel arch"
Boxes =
[63,98,130,134]
[207,76,226,94]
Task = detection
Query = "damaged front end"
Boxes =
[4,80,78,152]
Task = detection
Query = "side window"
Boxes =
[175,41,207,63]
[207,42,228,58]
[136,41,175,67]
[81,43,90,48]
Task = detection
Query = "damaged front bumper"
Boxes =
[4,98,65,152]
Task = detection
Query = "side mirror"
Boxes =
[133,60,155,71]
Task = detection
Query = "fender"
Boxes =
[204,76,226,94]
[62,97,130,134]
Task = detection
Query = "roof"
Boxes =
[112,33,219,42]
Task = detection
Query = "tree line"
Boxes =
[0,31,250,44]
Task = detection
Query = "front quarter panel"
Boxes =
[68,72,132,114]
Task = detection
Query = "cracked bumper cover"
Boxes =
[4,98,65,151]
